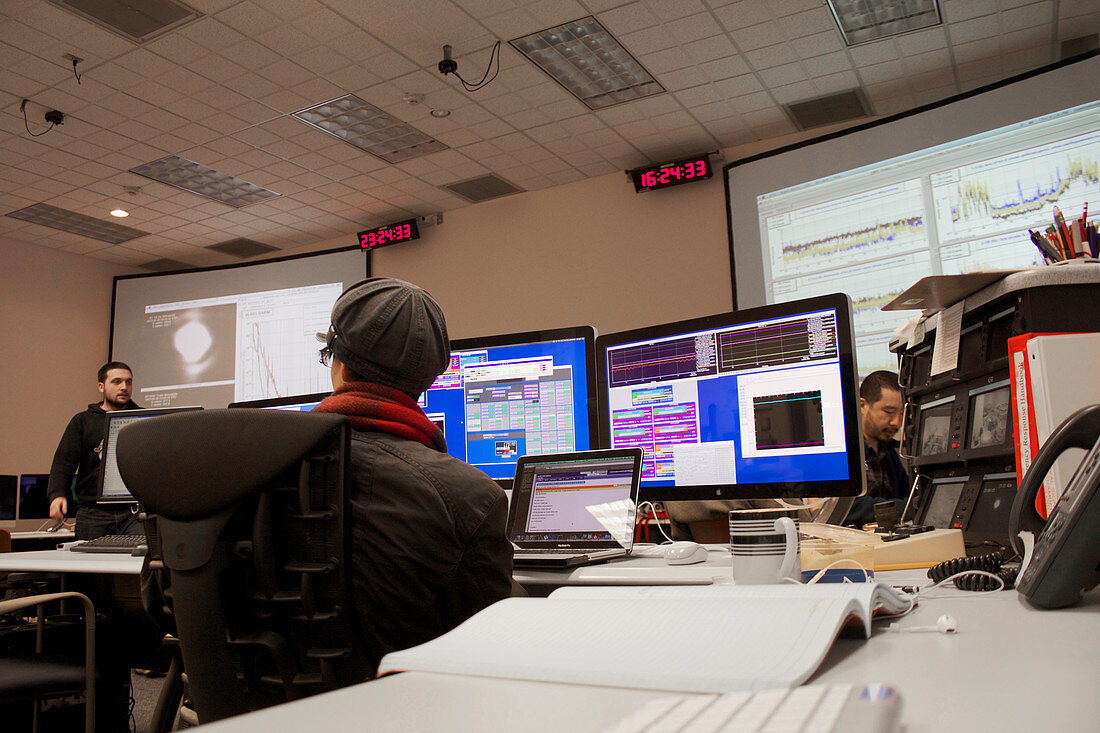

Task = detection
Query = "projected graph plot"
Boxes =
[766,180,927,282]
[609,334,716,388]
[753,391,825,450]
[932,131,1100,242]
[717,313,837,372]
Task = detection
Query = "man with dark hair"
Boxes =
[48,361,143,539]
[845,370,910,527]
[313,277,513,675]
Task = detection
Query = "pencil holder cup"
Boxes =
[729,509,801,585]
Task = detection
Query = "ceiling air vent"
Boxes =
[442,174,524,203]
[140,257,193,272]
[784,89,871,131]
[48,0,203,44]
[206,238,278,259]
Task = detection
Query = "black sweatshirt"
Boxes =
[48,401,141,506]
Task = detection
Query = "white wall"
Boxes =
[0,238,131,475]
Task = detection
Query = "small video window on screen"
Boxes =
[922,481,965,528]
[417,328,595,482]
[918,401,953,457]
[969,386,1010,449]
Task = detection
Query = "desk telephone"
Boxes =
[926,404,1100,608]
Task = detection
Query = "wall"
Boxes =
[286,165,733,339]
[0,238,128,475]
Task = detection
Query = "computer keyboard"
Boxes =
[69,534,147,555]
[605,683,900,733]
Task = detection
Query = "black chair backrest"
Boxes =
[117,409,368,724]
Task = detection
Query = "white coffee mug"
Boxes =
[729,509,801,585]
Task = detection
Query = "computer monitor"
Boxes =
[228,392,329,412]
[596,293,864,501]
[418,326,597,486]
[16,474,74,519]
[0,475,15,520]
[99,407,203,503]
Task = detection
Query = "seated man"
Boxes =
[313,277,513,674]
[845,370,910,528]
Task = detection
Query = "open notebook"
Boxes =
[508,448,643,568]
[377,583,912,694]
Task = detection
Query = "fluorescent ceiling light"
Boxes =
[6,202,148,243]
[292,94,449,164]
[826,0,942,46]
[510,16,664,110]
[130,156,280,208]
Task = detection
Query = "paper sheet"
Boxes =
[930,302,964,375]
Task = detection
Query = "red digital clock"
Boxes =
[630,155,713,193]
[358,218,420,249]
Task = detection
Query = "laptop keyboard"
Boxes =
[604,683,900,733]
[69,534,147,554]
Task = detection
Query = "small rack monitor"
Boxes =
[905,375,1014,466]
[913,464,1017,549]
[629,154,713,193]
[358,218,420,250]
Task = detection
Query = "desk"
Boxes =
[514,545,729,593]
[191,566,1099,732]
[0,548,144,575]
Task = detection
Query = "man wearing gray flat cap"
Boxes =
[314,277,513,675]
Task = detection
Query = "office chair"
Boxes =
[0,590,96,733]
[116,409,371,725]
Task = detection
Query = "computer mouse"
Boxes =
[664,541,709,565]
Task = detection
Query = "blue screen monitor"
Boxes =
[419,326,597,485]
[596,294,865,501]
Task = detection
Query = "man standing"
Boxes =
[48,361,143,539]
[313,277,513,674]
[845,370,910,528]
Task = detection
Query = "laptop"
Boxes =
[98,406,202,504]
[508,448,644,568]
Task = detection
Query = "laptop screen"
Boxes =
[508,448,643,551]
[99,407,202,503]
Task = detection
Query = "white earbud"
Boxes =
[889,614,957,634]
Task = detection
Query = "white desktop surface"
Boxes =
[194,568,1100,732]
[0,548,144,574]
[513,545,730,587]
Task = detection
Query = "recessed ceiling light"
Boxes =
[130,155,280,207]
[826,0,942,46]
[510,16,664,110]
[292,94,449,164]
[110,208,129,217]
[430,108,451,118]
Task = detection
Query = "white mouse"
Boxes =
[664,541,709,565]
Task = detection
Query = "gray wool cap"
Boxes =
[326,277,450,397]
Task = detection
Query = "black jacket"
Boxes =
[346,430,513,675]
[48,401,140,506]
[845,438,910,528]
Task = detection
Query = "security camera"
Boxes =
[44,110,65,125]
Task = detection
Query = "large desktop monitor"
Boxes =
[596,293,864,501]
[418,326,597,486]
[228,392,329,412]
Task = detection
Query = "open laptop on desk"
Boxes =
[69,406,201,554]
[508,448,643,568]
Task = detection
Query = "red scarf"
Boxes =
[314,382,446,451]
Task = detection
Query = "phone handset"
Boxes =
[1010,404,1100,609]
[1008,404,1100,555]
